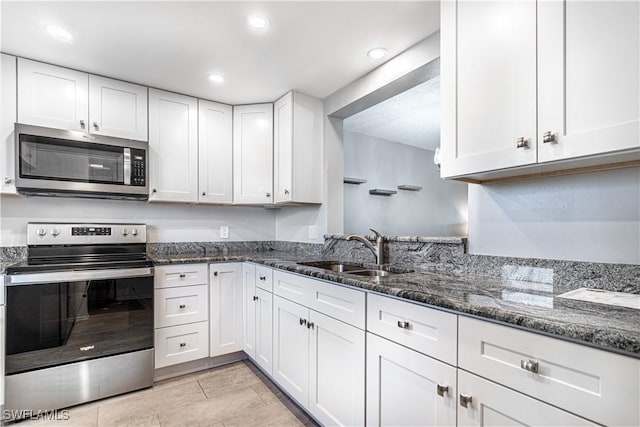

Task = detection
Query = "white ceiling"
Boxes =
[1,1,440,105]
[343,75,440,151]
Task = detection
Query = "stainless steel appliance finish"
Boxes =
[4,349,154,415]
[5,222,154,415]
[15,124,148,200]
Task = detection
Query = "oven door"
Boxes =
[5,267,153,376]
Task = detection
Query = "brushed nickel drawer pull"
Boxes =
[259,275,267,281]
[437,384,449,397]
[179,304,186,309]
[397,320,410,329]
[299,318,307,326]
[460,394,472,408]
[179,273,186,278]
[521,359,539,373]
[179,342,186,348]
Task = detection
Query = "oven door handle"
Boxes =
[7,267,154,286]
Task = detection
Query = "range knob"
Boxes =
[131,228,138,236]
[51,228,60,237]
[121,228,129,236]
[37,227,47,236]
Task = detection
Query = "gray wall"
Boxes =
[468,167,640,265]
[0,196,276,246]
[343,130,468,236]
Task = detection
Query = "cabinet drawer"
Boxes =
[310,279,365,329]
[367,293,457,365]
[154,321,209,369]
[255,265,273,292]
[273,270,313,307]
[154,264,208,289]
[458,316,640,426]
[154,284,208,328]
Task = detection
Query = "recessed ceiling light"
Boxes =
[208,74,225,84]
[367,47,387,59]
[247,15,268,30]
[46,25,73,42]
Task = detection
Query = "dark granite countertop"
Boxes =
[149,251,640,359]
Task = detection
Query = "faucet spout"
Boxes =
[346,228,385,265]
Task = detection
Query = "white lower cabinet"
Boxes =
[366,333,456,427]
[154,321,209,369]
[457,370,596,427]
[243,263,274,375]
[273,294,365,426]
[154,264,209,369]
[209,263,243,357]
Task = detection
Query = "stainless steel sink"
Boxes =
[297,261,366,273]
[297,260,413,278]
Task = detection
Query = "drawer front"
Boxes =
[273,270,313,307]
[310,279,365,329]
[154,284,208,328]
[154,321,209,369]
[255,265,273,292]
[367,293,457,365]
[154,264,208,289]
[458,316,640,427]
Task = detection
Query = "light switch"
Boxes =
[220,226,229,239]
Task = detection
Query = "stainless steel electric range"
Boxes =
[5,222,154,414]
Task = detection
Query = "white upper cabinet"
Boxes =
[148,89,198,202]
[88,75,148,141]
[18,58,88,132]
[538,1,639,162]
[1,54,17,194]
[198,100,233,204]
[273,91,323,204]
[441,0,537,178]
[18,59,148,140]
[441,0,640,182]
[233,104,273,205]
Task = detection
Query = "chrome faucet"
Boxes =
[346,228,385,265]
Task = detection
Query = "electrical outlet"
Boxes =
[220,226,229,239]
[308,225,318,239]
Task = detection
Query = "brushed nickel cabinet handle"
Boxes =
[284,189,289,195]
[213,271,218,277]
[460,394,472,408]
[521,359,539,373]
[265,192,271,198]
[179,342,186,348]
[93,122,100,131]
[397,320,410,329]
[80,120,86,129]
[299,318,307,326]
[437,384,449,397]
[4,177,12,184]
[307,322,315,330]
[543,131,556,144]
[516,137,528,148]
[253,295,258,301]
[179,304,186,309]
[179,273,186,278]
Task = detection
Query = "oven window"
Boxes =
[19,135,125,184]
[5,277,153,375]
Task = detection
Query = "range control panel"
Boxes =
[27,223,147,245]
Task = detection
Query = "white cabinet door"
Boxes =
[17,58,88,132]
[154,284,209,328]
[148,89,198,202]
[272,295,309,407]
[273,91,323,204]
[255,287,273,376]
[458,370,597,427]
[1,54,17,194]
[88,75,147,141]
[209,263,243,357]
[366,333,457,427]
[538,1,640,162]
[233,104,273,204]
[242,263,257,359]
[198,100,233,204]
[440,0,537,178]
[273,92,293,203]
[308,310,365,427]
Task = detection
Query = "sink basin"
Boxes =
[348,269,393,277]
[297,261,367,273]
[297,260,413,278]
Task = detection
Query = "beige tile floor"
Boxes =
[13,361,317,427]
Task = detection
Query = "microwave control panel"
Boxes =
[131,148,146,186]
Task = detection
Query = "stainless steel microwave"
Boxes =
[15,124,148,200]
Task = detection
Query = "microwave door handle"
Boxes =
[124,148,131,185]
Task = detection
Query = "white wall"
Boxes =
[343,131,467,236]
[0,195,276,246]
[468,167,640,265]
